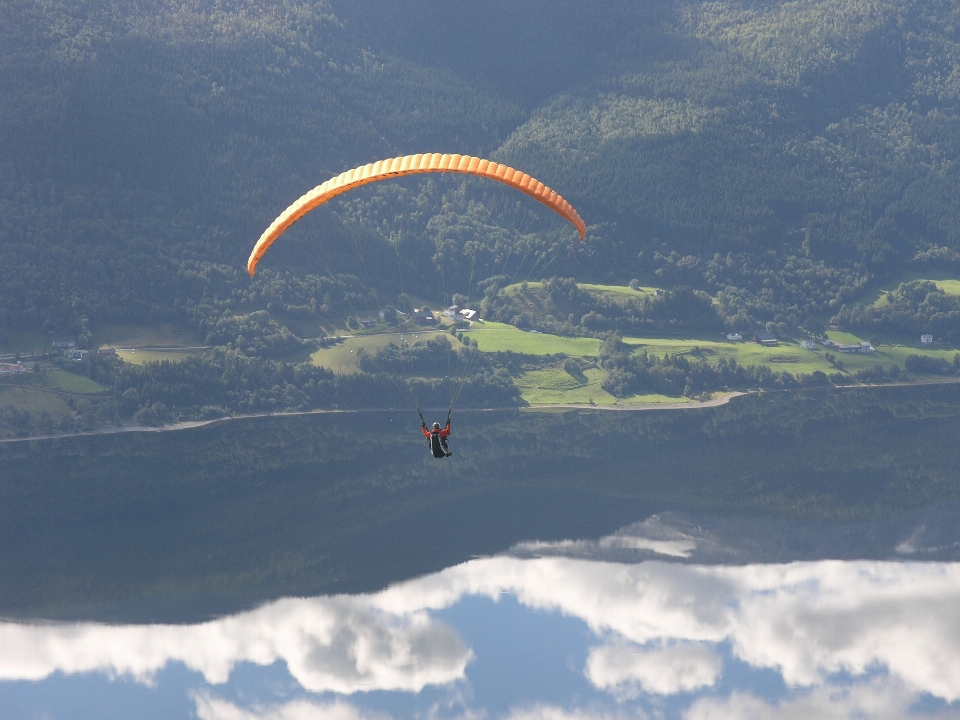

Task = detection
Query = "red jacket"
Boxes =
[422,420,451,439]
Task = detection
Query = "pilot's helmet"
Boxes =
[433,422,441,430]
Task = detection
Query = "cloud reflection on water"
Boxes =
[0,596,471,694]
[4,556,960,717]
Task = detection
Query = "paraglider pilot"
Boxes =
[421,410,452,458]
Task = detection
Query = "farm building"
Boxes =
[753,331,778,346]
[836,342,873,354]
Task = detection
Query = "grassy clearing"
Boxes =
[262,308,327,340]
[622,331,960,376]
[578,282,661,298]
[461,323,959,385]
[505,281,660,297]
[514,366,696,406]
[515,367,616,405]
[116,349,200,365]
[868,273,960,307]
[620,335,834,374]
[94,323,201,348]
[45,369,106,393]
[310,331,456,373]
[937,279,960,296]
[464,323,601,356]
[0,385,72,418]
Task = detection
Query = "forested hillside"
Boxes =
[4,0,960,336]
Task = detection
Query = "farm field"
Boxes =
[868,274,960,307]
[0,385,72,419]
[464,322,602,356]
[506,281,660,298]
[514,367,615,405]
[577,282,661,298]
[461,321,959,377]
[310,331,455,373]
[45,369,106,394]
[624,331,959,376]
[116,349,200,365]
[513,366,696,406]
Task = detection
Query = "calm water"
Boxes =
[3,386,960,718]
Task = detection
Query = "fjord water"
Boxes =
[3,385,960,718]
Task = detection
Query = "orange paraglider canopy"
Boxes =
[248,153,586,275]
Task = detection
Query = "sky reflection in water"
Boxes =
[4,522,960,720]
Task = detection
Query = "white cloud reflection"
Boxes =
[4,556,960,709]
[503,705,647,720]
[685,676,958,720]
[586,641,722,697]
[192,692,388,720]
[0,595,470,694]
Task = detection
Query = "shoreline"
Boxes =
[0,392,748,444]
[3,378,960,444]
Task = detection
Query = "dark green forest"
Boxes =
[4,0,960,427]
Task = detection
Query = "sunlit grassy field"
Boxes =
[45,369,107,393]
[310,331,456,373]
[623,331,959,376]
[0,385,73,418]
[578,282,661,298]
[513,366,696,406]
[869,274,960,307]
[514,367,615,405]
[506,281,660,297]
[464,322,602,356]
[116,349,199,365]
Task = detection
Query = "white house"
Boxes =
[726,333,742,342]
[459,308,478,321]
[801,340,817,349]
[921,334,934,344]
[52,338,75,348]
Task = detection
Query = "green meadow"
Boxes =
[464,322,602,356]
[0,385,73,419]
[310,331,457,374]
[514,367,615,405]
[868,274,960,307]
[505,281,661,299]
[577,282,661,297]
[513,366,695,406]
[45,369,107,394]
[115,349,200,365]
